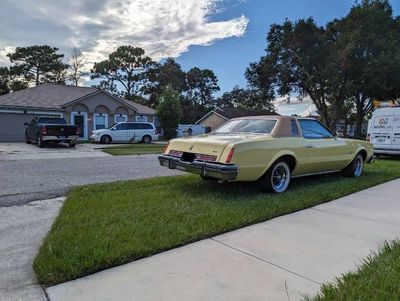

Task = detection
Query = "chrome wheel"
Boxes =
[271,162,291,193]
[353,155,363,177]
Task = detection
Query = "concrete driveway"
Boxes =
[0,152,180,206]
[0,142,111,160]
[0,142,180,301]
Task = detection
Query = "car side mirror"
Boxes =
[24,122,29,126]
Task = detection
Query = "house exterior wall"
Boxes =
[197,113,228,131]
[0,91,156,141]
[64,92,156,139]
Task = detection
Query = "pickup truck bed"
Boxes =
[24,117,79,148]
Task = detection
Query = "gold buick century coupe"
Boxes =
[159,116,375,193]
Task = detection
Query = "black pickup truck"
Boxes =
[24,117,79,148]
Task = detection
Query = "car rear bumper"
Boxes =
[367,155,376,163]
[374,148,400,155]
[158,154,238,181]
[42,135,78,142]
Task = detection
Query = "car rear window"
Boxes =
[214,119,277,134]
[37,117,67,124]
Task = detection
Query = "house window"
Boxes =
[94,113,108,130]
[115,114,128,123]
[135,115,147,122]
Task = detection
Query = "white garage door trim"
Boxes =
[0,109,63,116]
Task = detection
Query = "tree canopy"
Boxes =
[217,85,273,111]
[91,46,154,98]
[246,0,400,137]
[7,45,68,86]
[142,58,186,108]
[157,86,182,139]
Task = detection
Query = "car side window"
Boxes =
[291,120,298,136]
[298,119,333,139]
[130,123,141,129]
[115,123,128,130]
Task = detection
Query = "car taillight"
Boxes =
[196,154,217,162]
[366,133,370,142]
[169,150,183,158]
[162,142,169,154]
[225,148,235,163]
[40,127,47,135]
[154,129,158,135]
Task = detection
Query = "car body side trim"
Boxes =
[291,170,341,178]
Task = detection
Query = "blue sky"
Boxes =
[176,0,400,95]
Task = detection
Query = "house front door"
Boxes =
[71,112,88,140]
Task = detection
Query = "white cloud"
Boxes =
[0,0,248,67]
[274,95,318,116]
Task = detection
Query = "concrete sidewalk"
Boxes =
[0,197,65,301]
[47,179,400,301]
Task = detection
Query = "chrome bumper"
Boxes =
[42,135,78,142]
[367,155,376,163]
[158,155,238,181]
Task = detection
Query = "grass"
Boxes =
[34,159,400,286]
[305,239,400,301]
[100,143,164,156]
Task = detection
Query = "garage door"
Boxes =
[0,113,58,142]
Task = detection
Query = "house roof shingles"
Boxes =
[0,83,155,115]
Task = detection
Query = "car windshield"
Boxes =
[107,123,117,129]
[214,119,277,134]
[37,117,66,124]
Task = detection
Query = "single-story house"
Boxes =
[0,83,157,141]
[196,107,279,132]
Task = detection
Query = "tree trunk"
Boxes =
[354,96,364,139]
[36,69,40,86]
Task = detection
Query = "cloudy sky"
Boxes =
[0,0,399,106]
[0,0,248,68]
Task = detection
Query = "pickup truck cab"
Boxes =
[90,122,158,144]
[24,117,79,148]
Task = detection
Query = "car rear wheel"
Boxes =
[101,135,111,144]
[37,136,46,148]
[142,135,152,144]
[258,160,291,193]
[342,154,364,177]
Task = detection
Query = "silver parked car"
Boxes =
[90,122,159,144]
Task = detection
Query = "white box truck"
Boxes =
[367,106,400,155]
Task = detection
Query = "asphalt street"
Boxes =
[0,154,181,207]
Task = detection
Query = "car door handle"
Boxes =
[306,145,315,148]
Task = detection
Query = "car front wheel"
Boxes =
[258,160,291,193]
[342,154,364,177]
[101,135,111,144]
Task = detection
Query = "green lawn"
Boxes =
[34,159,400,286]
[305,239,400,301]
[100,143,164,155]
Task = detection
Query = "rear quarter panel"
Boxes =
[231,137,308,181]
[342,139,374,163]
